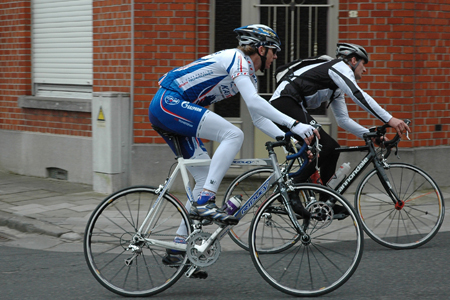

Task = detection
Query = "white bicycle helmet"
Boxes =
[336,42,369,64]
[234,24,281,52]
[234,24,281,71]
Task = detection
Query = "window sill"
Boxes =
[18,96,91,112]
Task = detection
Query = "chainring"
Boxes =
[186,232,221,268]
[306,201,334,229]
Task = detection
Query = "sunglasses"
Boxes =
[269,47,279,55]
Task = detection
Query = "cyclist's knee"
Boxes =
[222,126,244,145]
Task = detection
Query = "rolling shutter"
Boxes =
[32,0,93,98]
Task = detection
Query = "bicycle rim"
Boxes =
[84,186,192,297]
[250,184,364,297]
[355,163,445,249]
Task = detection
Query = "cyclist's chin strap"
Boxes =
[257,47,268,72]
[345,58,362,72]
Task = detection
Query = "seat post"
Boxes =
[152,125,184,158]
[169,135,184,159]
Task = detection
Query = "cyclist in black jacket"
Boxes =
[270,43,411,188]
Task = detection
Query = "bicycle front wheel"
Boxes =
[355,163,445,249]
[250,184,364,297]
[84,186,192,297]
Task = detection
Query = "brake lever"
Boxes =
[309,136,322,170]
[395,145,400,159]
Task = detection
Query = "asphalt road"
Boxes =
[1,231,450,300]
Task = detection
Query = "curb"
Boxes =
[0,211,72,238]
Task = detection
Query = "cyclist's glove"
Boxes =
[290,121,315,140]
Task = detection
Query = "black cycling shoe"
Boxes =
[289,192,311,218]
[162,253,208,279]
[332,204,350,220]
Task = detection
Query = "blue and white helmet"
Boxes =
[234,24,281,52]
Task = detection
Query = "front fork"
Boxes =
[279,182,308,236]
[373,159,404,209]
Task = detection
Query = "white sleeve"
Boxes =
[250,111,286,139]
[329,62,392,123]
[234,75,296,129]
[329,93,369,138]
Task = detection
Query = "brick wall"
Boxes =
[2,0,449,147]
[0,1,31,131]
[338,0,450,147]
[0,0,92,137]
[93,0,132,94]
[133,0,210,144]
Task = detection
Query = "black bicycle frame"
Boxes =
[333,142,400,204]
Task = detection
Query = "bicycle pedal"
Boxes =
[189,270,208,279]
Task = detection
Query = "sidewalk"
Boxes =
[1,169,449,252]
[0,169,245,252]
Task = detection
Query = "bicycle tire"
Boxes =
[249,184,364,297]
[223,167,303,253]
[355,163,445,249]
[84,186,192,297]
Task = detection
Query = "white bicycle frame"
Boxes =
[140,156,273,253]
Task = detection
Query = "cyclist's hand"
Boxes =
[388,117,411,136]
[372,136,389,147]
[291,122,321,145]
[306,149,314,161]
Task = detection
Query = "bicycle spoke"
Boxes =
[250,184,363,297]
[356,164,444,249]
[84,187,191,297]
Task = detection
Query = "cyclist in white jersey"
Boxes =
[149,25,319,271]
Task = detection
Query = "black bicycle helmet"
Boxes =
[336,42,369,64]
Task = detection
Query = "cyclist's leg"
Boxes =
[149,87,210,206]
[149,89,212,278]
[313,126,340,183]
[272,98,339,184]
[149,89,241,224]
[196,110,244,193]
[189,111,243,224]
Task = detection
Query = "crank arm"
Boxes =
[145,239,186,251]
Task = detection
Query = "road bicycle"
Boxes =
[225,119,445,250]
[83,128,364,297]
[336,120,444,249]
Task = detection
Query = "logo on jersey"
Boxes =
[181,101,202,112]
[165,95,180,105]
[220,85,233,98]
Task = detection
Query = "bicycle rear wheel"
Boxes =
[224,167,307,253]
[250,184,364,297]
[223,167,275,251]
[84,186,192,297]
[355,163,445,249]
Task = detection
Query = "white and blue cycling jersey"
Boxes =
[158,48,258,107]
[149,48,303,158]
[149,48,316,194]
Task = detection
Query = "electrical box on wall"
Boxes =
[92,92,131,194]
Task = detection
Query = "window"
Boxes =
[32,0,93,99]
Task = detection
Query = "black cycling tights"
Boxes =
[271,96,340,184]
